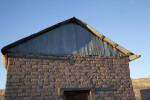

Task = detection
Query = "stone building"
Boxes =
[1,17,140,100]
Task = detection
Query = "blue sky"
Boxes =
[0,0,150,89]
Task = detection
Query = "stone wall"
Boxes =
[5,53,135,100]
[132,78,150,100]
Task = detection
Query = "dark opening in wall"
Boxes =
[63,90,90,100]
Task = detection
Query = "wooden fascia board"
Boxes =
[1,54,8,71]
[129,54,141,61]
[83,23,134,56]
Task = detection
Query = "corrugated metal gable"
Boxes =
[7,23,125,56]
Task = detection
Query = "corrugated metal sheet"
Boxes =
[8,23,125,56]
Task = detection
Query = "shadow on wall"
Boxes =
[140,89,150,100]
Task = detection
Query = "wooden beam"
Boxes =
[86,25,104,39]
[129,54,140,61]
[116,45,131,56]
[1,54,8,71]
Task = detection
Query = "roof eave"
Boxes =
[129,54,141,61]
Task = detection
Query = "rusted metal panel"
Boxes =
[8,23,125,56]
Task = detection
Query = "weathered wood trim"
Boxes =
[129,54,141,61]
[1,54,8,71]
[84,23,136,57]
[116,45,131,56]
[86,24,104,39]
